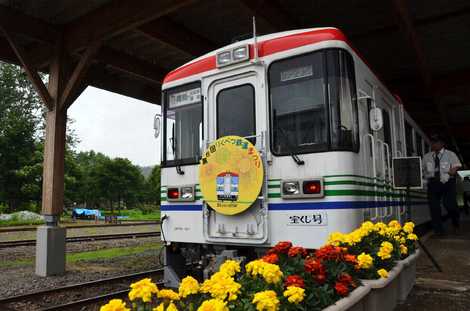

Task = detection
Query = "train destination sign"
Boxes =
[199,136,264,215]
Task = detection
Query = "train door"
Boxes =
[203,71,269,244]
[373,97,394,223]
[393,104,407,221]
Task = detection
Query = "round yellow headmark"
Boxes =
[199,136,264,215]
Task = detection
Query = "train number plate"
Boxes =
[287,212,327,226]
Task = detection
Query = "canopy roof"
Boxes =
[0,0,469,161]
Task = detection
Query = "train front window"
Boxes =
[269,52,328,155]
[163,82,202,165]
[217,84,255,143]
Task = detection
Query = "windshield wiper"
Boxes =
[170,123,184,175]
[275,120,305,166]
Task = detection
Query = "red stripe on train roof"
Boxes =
[163,28,347,84]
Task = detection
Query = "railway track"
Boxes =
[0,231,161,248]
[0,268,164,311]
[0,221,160,233]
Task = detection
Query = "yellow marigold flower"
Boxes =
[197,299,229,311]
[377,241,394,260]
[252,290,280,311]
[153,303,165,311]
[361,221,375,233]
[377,268,389,278]
[374,222,387,231]
[246,260,283,284]
[261,263,283,284]
[200,272,241,301]
[179,276,200,298]
[128,278,159,302]
[407,233,418,241]
[246,260,265,277]
[283,286,305,304]
[388,220,401,229]
[403,222,415,234]
[357,252,374,269]
[167,302,179,311]
[328,232,345,246]
[158,289,180,301]
[400,244,408,255]
[100,299,130,311]
[219,259,241,276]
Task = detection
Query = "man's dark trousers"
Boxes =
[427,178,460,234]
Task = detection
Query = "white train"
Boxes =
[156,27,430,284]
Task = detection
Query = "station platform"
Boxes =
[397,215,470,311]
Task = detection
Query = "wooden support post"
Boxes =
[41,39,68,217]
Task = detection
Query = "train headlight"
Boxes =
[167,185,195,202]
[216,45,250,67]
[281,178,324,199]
[181,186,194,200]
[283,181,300,195]
[232,46,249,61]
[216,51,232,67]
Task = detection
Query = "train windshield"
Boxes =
[163,82,203,165]
[269,49,358,155]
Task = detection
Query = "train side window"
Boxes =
[217,84,256,143]
[405,122,414,156]
[327,50,359,151]
[415,133,423,156]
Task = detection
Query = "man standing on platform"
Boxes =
[423,134,462,236]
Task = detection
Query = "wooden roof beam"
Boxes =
[240,0,298,31]
[138,17,214,57]
[0,26,53,110]
[60,41,102,111]
[87,66,160,104]
[63,0,197,55]
[0,4,59,44]
[96,47,166,85]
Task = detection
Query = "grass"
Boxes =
[105,208,161,221]
[0,218,44,227]
[0,242,162,269]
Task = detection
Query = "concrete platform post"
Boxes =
[35,216,66,276]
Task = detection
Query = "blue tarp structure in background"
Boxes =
[72,208,101,218]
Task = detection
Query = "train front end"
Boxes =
[159,28,364,284]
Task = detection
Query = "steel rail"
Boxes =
[0,221,160,233]
[0,231,161,248]
[0,269,164,308]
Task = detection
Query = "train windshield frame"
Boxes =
[269,48,359,156]
[162,82,203,167]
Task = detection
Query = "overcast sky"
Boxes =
[68,87,161,166]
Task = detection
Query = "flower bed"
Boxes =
[99,221,419,311]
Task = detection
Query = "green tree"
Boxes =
[0,62,43,212]
[146,165,161,207]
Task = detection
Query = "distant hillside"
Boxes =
[139,165,154,178]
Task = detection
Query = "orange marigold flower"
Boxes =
[284,275,305,288]
[273,241,292,254]
[338,273,353,285]
[315,245,344,261]
[261,253,279,264]
[344,254,357,264]
[288,246,308,258]
[315,273,327,284]
[335,282,349,296]
[304,258,323,273]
